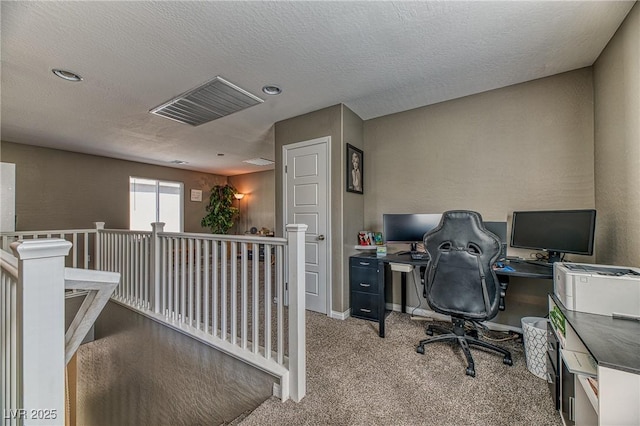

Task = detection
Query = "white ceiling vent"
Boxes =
[149,76,264,126]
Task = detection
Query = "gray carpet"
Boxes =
[240,311,562,426]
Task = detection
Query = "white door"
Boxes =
[283,137,330,314]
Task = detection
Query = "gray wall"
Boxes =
[0,141,227,232]
[594,3,640,267]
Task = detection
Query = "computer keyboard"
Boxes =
[410,251,426,260]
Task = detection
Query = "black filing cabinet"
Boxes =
[350,255,383,322]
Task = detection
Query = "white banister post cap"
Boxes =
[11,238,72,260]
[94,222,106,230]
[285,224,308,232]
[151,222,166,232]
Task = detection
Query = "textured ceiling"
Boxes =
[0,1,635,176]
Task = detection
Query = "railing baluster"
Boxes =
[221,241,227,342]
[241,242,248,350]
[203,240,210,334]
[84,232,90,269]
[188,238,194,326]
[144,235,150,308]
[72,233,78,268]
[195,239,202,330]
[161,237,167,315]
[231,242,238,345]
[264,243,272,359]
[212,240,219,338]
[180,238,186,323]
[173,238,179,321]
[252,242,259,354]
[277,245,284,365]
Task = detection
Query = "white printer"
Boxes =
[554,262,640,318]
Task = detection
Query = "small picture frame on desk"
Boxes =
[346,144,363,194]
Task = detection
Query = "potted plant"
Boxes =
[201,184,239,234]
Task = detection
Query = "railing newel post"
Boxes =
[94,222,105,270]
[285,223,307,402]
[11,239,72,424]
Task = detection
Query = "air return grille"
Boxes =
[149,76,264,126]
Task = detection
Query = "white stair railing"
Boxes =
[1,239,71,426]
[97,223,308,402]
[2,222,308,403]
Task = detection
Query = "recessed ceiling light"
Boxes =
[169,160,188,165]
[262,85,282,95]
[243,158,275,166]
[52,69,83,82]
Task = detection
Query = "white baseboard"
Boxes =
[385,303,523,334]
[330,308,350,320]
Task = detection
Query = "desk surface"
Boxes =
[552,294,640,375]
[355,252,553,279]
[495,259,553,279]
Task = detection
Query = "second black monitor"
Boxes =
[383,213,507,255]
[383,214,442,244]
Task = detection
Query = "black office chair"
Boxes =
[416,210,512,377]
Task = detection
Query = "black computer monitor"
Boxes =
[382,214,442,247]
[510,209,596,263]
[484,221,507,260]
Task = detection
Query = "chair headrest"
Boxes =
[424,210,499,257]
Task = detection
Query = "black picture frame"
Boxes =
[346,144,363,194]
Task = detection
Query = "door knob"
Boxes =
[317,235,325,241]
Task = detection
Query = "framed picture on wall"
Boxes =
[346,144,363,194]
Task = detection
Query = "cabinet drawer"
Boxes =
[350,257,376,268]
[351,292,380,321]
[350,266,379,293]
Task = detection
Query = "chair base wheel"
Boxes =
[465,367,476,377]
[426,329,433,336]
[503,356,513,366]
[416,345,425,354]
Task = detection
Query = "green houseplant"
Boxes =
[201,184,239,234]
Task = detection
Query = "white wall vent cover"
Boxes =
[149,76,264,126]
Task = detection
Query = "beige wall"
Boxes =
[364,69,596,324]
[0,141,226,232]
[275,105,366,313]
[228,170,276,235]
[364,68,595,247]
[594,3,640,267]
[341,106,365,313]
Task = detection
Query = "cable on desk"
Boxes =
[531,251,567,263]
[410,266,427,318]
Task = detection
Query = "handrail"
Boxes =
[0,247,18,277]
[64,268,120,364]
